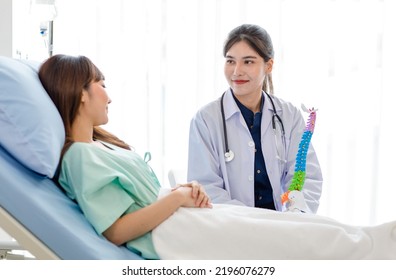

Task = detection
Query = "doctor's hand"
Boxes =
[172,181,212,209]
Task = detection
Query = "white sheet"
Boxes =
[152,204,396,259]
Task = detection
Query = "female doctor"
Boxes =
[187,24,323,213]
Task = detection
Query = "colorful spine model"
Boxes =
[281,105,317,211]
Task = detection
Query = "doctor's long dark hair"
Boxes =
[223,24,274,95]
[38,54,131,179]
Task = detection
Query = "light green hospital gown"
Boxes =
[58,141,161,259]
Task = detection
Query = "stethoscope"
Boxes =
[221,91,286,163]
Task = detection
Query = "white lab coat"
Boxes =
[187,89,323,213]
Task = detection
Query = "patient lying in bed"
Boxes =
[38,54,396,260]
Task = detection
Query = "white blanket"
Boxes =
[152,204,396,259]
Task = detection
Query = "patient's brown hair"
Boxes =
[38,54,130,163]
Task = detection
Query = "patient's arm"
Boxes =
[103,185,211,246]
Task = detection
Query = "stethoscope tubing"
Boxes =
[220,90,285,162]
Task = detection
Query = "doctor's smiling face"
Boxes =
[224,40,273,100]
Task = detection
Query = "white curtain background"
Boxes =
[23,0,396,226]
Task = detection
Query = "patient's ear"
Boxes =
[81,89,89,103]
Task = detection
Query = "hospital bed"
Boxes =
[0,56,143,260]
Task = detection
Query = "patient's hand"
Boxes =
[172,181,212,208]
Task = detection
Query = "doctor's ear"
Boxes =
[265,58,274,74]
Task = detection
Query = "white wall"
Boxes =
[0,0,13,57]
[0,0,14,245]
[0,0,53,60]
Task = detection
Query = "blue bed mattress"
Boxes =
[0,145,143,260]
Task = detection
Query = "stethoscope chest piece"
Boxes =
[224,150,235,162]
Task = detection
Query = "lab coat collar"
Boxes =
[262,92,283,135]
[223,89,282,132]
[222,88,242,120]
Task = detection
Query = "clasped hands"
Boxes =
[172,181,212,209]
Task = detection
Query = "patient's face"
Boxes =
[82,80,111,126]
